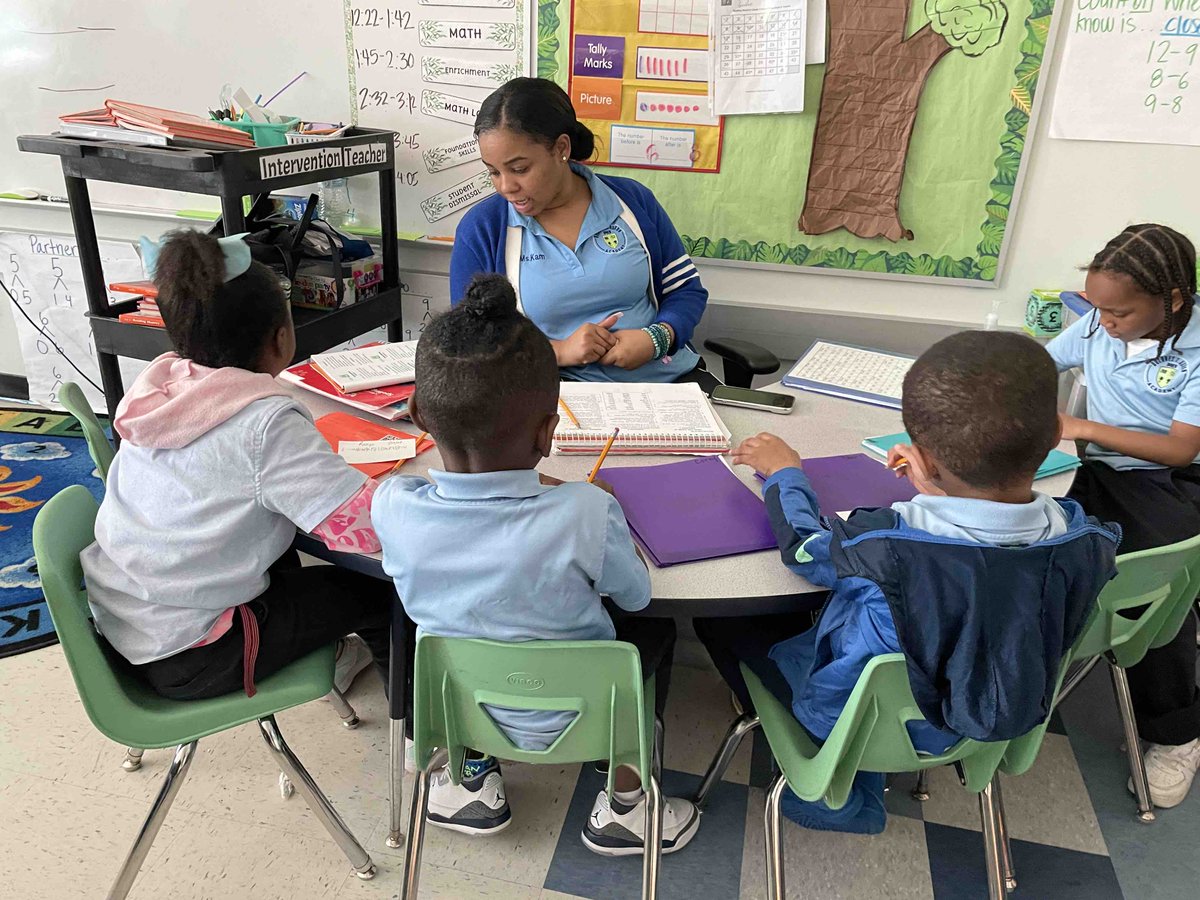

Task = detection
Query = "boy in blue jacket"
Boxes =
[695,331,1120,832]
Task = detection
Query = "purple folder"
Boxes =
[799,453,917,512]
[599,456,778,567]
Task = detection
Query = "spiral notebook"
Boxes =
[553,382,731,455]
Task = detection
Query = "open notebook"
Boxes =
[861,431,1081,481]
[554,382,731,455]
[782,341,915,409]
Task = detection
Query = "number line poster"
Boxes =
[349,0,534,237]
[1051,0,1200,146]
[568,0,723,172]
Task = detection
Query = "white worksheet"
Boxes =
[710,0,807,115]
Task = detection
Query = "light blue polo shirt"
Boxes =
[372,468,651,750]
[511,163,700,382]
[1046,303,1200,469]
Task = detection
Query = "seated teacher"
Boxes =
[450,77,710,385]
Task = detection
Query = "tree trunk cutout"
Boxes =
[800,0,1008,242]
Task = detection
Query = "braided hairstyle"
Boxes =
[1087,224,1197,358]
[414,274,558,451]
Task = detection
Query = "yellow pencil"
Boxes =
[587,428,619,484]
[387,432,428,474]
[558,398,581,428]
[888,455,909,472]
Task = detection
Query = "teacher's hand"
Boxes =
[552,313,621,366]
[598,329,657,370]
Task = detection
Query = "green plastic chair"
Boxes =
[403,635,662,900]
[729,656,1036,900]
[32,486,377,899]
[1026,533,1200,822]
[57,382,114,482]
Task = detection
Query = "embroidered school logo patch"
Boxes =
[593,226,627,254]
[1147,354,1188,394]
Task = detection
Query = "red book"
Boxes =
[109,280,158,298]
[118,312,165,328]
[282,361,414,410]
[314,412,434,477]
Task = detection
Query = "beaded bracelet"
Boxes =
[641,323,671,359]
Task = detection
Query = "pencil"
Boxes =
[587,428,619,484]
[558,398,581,428]
[387,432,428,474]
[888,456,909,472]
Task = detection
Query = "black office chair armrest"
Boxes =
[703,337,781,388]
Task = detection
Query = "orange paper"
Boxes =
[315,412,435,477]
[571,76,623,121]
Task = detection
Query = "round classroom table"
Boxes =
[286,380,1081,617]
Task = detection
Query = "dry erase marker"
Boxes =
[587,428,620,484]
[558,398,581,428]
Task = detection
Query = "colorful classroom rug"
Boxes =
[0,405,106,659]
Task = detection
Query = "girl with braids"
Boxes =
[1047,223,1200,809]
[82,230,392,701]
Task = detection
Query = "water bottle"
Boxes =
[318,177,354,227]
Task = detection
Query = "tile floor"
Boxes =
[2,639,1198,899]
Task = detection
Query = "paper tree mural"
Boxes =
[800,0,1008,242]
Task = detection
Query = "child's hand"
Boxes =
[732,432,802,477]
[890,443,944,496]
[1059,413,1092,442]
[538,473,564,487]
[590,476,616,496]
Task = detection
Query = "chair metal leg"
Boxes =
[978,778,1006,900]
[693,714,760,808]
[653,715,664,784]
[991,775,1017,892]
[121,747,145,772]
[402,749,446,900]
[642,774,664,900]
[258,716,376,879]
[911,768,930,802]
[387,716,406,848]
[1109,662,1156,823]
[1056,655,1101,705]
[107,741,196,900]
[326,686,360,729]
[763,773,787,900]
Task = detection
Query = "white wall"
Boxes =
[2,17,1197,380]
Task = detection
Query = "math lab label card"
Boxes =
[422,134,481,173]
[573,35,625,78]
[418,19,517,50]
[421,55,521,89]
[421,89,482,126]
[421,170,495,222]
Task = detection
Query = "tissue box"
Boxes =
[1023,289,1063,338]
[291,254,383,310]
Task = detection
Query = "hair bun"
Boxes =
[461,274,518,319]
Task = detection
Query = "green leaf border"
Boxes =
[536,0,1052,282]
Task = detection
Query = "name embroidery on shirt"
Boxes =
[520,253,546,262]
[593,226,627,254]
[1146,354,1189,394]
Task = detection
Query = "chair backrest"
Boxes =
[412,635,654,796]
[32,485,163,746]
[1071,533,1200,669]
[747,654,1018,809]
[57,382,115,482]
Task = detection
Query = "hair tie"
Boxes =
[139,233,252,283]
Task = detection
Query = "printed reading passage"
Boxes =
[782,341,916,409]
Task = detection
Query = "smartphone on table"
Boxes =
[709,385,795,415]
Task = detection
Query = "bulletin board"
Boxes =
[543,0,1060,285]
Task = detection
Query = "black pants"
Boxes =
[692,610,818,715]
[134,551,394,701]
[1068,460,1200,745]
[611,612,676,721]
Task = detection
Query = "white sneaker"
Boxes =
[582,789,700,857]
[426,758,512,835]
[333,635,373,694]
[1129,738,1200,808]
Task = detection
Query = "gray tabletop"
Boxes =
[285,381,1079,616]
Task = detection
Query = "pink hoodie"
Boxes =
[115,352,289,449]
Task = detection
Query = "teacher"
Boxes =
[450,77,711,385]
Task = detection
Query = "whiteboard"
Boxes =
[0,0,355,214]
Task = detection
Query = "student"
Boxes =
[450,78,713,387]
[695,331,1120,832]
[372,274,700,855]
[82,230,391,700]
[1047,223,1200,808]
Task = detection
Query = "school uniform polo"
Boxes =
[506,164,700,383]
[1047,302,1200,469]
[372,468,651,748]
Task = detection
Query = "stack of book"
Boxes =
[279,342,420,421]
[60,100,254,149]
[110,279,165,328]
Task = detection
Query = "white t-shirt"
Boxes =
[82,397,364,664]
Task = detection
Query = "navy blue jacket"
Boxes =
[764,470,1121,746]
